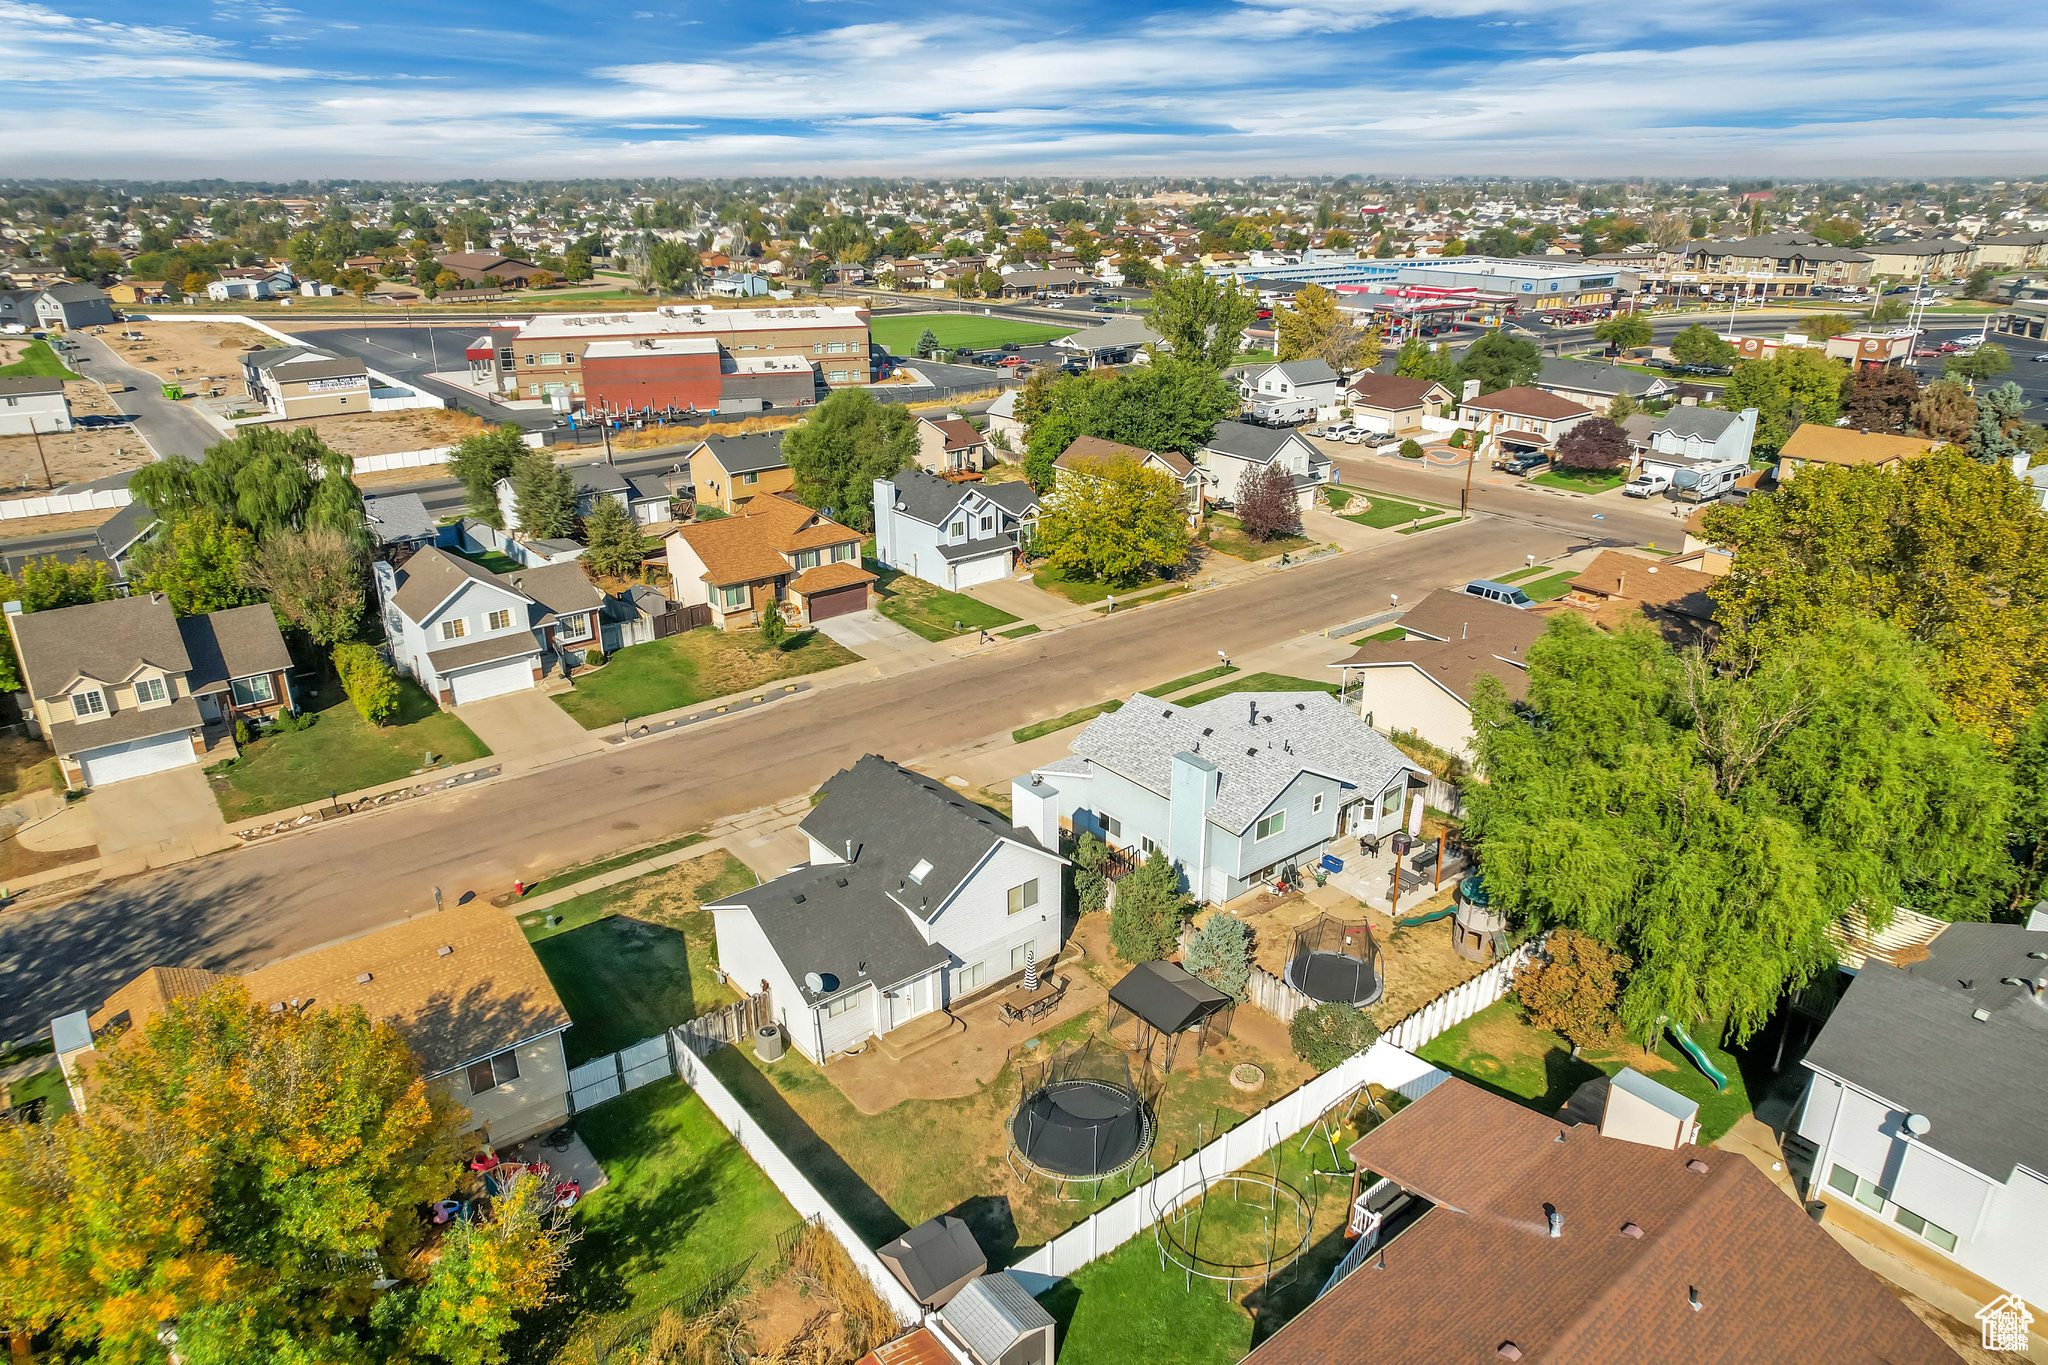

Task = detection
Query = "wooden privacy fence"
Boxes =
[1381,935,1541,1053]
[675,990,773,1058]
[653,603,712,639]
[1178,922,1312,1026]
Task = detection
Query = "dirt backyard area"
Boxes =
[0,373,154,492]
[100,320,274,390]
[271,407,490,458]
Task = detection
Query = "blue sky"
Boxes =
[5,0,2044,178]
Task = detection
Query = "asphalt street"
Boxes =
[0,511,1602,1038]
[61,331,224,460]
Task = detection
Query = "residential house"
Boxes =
[983,388,1026,451]
[1560,549,1718,646]
[709,755,1067,1063]
[1675,233,1875,290]
[1675,507,1734,577]
[0,375,70,436]
[686,433,792,515]
[33,283,116,330]
[1344,373,1452,434]
[1242,1077,1957,1365]
[1621,406,1758,499]
[873,467,1040,591]
[241,345,370,419]
[6,595,294,789]
[1775,425,1937,481]
[433,251,550,288]
[1015,690,1428,905]
[361,492,440,553]
[1198,420,1333,512]
[496,460,672,533]
[915,415,993,475]
[1797,918,2048,1311]
[53,902,573,1145]
[1329,588,1548,761]
[106,281,167,306]
[206,268,290,301]
[665,492,872,628]
[1052,434,1204,527]
[1460,386,1595,458]
[1241,358,1343,419]
[1534,356,1673,414]
[377,547,604,704]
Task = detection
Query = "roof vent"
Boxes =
[1162,708,1173,718]
[1295,702,1306,710]
[1688,1286,1702,1313]
[791,892,805,904]
[835,877,848,888]
[1685,1158,1709,1175]
[1972,1008,1992,1021]
[1620,1222,1644,1239]
[1202,727,1213,736]
[436,945,453,958]
[857,960,868,977]
[1547,1209,1563,1238]
[356,972,373,985]
[1497,1345,1524,1362]
[1247,748,1258,757]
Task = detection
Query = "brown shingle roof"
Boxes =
[737,492,864,554]
[1055,434,1196,479]
[1389,587,1548,652]
[1568,550,1717,622]
[672,517,791,586]
[789,561,876,595]
[179,604,293,694]
[1246,1079,1957,1365]
[924,417,984,451]
[1463,385,1595,421]
[1778,425,1936,469]
[1346,372,1448,410]
[9,593,191,700]
[1338,637,1532,705]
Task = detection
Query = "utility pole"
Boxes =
[27,417,52,490]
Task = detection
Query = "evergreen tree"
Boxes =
[511,453,578,539]
[447,424,529,527]
[1183,914,1252,1002]
[1109,849,1192,963]
[582,495,649,578]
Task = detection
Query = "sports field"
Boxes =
[868,313,1076,355]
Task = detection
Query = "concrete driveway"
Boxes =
[454,688,603,760]
[961,574,1068,622]
[87,767,237,874]
[817,611,940,659]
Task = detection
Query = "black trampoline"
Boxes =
[1285,915,1384,1007]
[1007,1039,1154,1196]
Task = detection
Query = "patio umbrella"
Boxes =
[1024,943,1039,993]
[1407,792,1425,838]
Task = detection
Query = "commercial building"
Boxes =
[241,344,371,419]
[1993,299,2047,343]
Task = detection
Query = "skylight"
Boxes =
[908,858,933,884]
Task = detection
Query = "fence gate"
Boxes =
[653,604,711,638]
[568,1033,678,1113]
[569,1057,623,1112]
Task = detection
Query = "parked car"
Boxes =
[1465,579,1534,609]
[1321,422,1358,441]
[1623,471,1672,499]
[2034,352,2048,363]
[1914,346,1940,358]
[1046,301,1066,309]
[1494,450,1546,476]
[1361,431,1399,447]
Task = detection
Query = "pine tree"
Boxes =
[1183,914,1252,1002]
[582,495,649,578]
[1109,849,1190,963]
[511,453,578,539]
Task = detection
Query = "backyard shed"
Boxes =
[1106,960,1233,1074]
[877,1215,987,1310]
[939,1270,1057,1365]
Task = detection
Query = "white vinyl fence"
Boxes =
[1381,935,1540,1053]
[1009,1040,1448,1280]
[0,485,133,520]
[568,1034,675,1112]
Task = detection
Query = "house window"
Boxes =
[949,521,964,537]
[959,961,986,992]
[1012,943,1032,972]
[794,549,822,570]
[70,689,106,719]
[1102,814,1122,839]
[440,618,467,640]
[827,341,848,354]
[1141,835,1157,856]
[524,354,535,367]
[1256,810,1286,841]
[717,584,748,611]
[540,352,562,366]
[1312,793,1324,815]
[814,343,825,355]
[834,542,858,562]
[556,615,592,643]
[825,989,864,1018]
[1892,1206,1958,1253]
[1007,879,1039,915]
[231,674,275,707]
[465,1049,520,1095]
[743,472,759,485]
[487,609,512,631]
[134,678,166,705]
[980,515,994,532]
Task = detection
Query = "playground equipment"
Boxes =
[1660,1016,1729,1091]
[1154,1149,1315,1298]
[1007,1038,1154,1201]
[1284,915,1384,1008]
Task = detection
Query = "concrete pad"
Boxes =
[86,766,236,867]
[816,610,938,659]
[962,574,1070,621]
[454,688,603,760]
[8,791,95,852]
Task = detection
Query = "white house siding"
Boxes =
[662,533,718,611]
[409,580,540,698]
[1965,1166,2048,1308]
[1354,666,1480,761]
[712,906,813,1056]
[433,1034,570,1145]
[1068,765,1173,860]
[817,984,878,1056]
[927,839,1065,1006]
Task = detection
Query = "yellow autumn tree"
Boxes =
[1275,282,1377,371]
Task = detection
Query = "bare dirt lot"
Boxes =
[0,378,154,492]
[101,321,274,389]
[270,407,490,458]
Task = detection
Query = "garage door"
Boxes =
[950,553,1011,590]
[806,583,869,622]
[449,657,535,706]
[79,730,198,787]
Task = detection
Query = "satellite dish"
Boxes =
[1905,1113,1932,1137]
[804,972,825,993]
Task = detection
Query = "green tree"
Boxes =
[781,388,917,532]
[1871,297,1909,325]
[1147,266,1257,369]
[582,495,650,578]
[647,239,700,293]
[1393,336,1455,387]
[1795,313,1854,340]
[1373,233,1396,259]
[334,640,401,723]
[1968,382,2029,467]
[1035,454,1191,586]
[1019,359,1237,492]
[563,247,593,282]
[1719,349,1846,452]
[130,426,362,547]
[1183,913,1252,1002]
[1963,265,1996,300]
[1109,849,1191,962]
[759,600,787,648]
[0,556,112,614]
[1071,831,1110,915]
[1700,448,2048,746]
[1398,437,1424,459]
[448,425,529,527]
[129,511,259,616]
[251,527,366,649]
[1946,341,2012,386]
[2003,705,2048,912]
[1469,615,2011,1044]
[511,453,578,540]
[0,981,568,1363]
[1913,378,1978,443]
[913,327,941,359]
[1668,324,1737,368]
[1456,331,1541,395]
[1289,1001,1379,1071]
[1593,313,1652,351]
[1324,229,1353,252]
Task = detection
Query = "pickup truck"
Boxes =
[1493,451,1546,476]
[1623,471,1672,499]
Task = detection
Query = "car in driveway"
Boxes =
[1494,450,1546,476]
[1623,471,1672,499]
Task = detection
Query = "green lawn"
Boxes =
[1205,513,1317,562]
[1355,626,1406,643]
[1032,565,1168,606]
[871,561,1020,640]
[869,314,1076,355]
[1533,467,1627,494]
[519,1078,801,1363]
[523,849,757,1066]
[1398,516,1463,535]
[448,546,522,575]
[1143,665,1237,697]
[1417,999,1753,1142]
[999,623,1042,639]
[0,340,79,380]
[1174,671,1340,707]
[1322,487,1355,511]
[1519,570,1578,603]
[520,832,709,899]
[210,679,490,820]
[1014,698,1123,744]
[4,1064,72,1120]
[1343,495,1456,530]
[553,626,859,729]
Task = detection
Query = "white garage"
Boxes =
[948,552,1013,591]
[447,655,537,706]
[79,730,199,787]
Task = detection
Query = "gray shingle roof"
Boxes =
[884,467,974,529]
[942,1272,1054,1362]
[1202,420,1310,465]
[95,497,159,563]
[981,481,1041,517]
[1647,406,1740,442]
[1064,691,1423,835]
[361,493,436,547]
[693,432,787,477]
[427,632,540,673]
[178,604,292,694]
[390,546,516,623]
[1536,356,1664,399]
[708,858,953,1005]
[1803,923,2048,1182]
[564,462,632,496]
[799,755,1054,924]
[45,697,203,758]
[10,593,191,700]
[0,376,62,398]
[501,561,601,620]
[1269,358,1339,385]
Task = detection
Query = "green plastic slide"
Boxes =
[1664,1018,1728,1092]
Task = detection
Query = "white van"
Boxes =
[1464,579,1533,609]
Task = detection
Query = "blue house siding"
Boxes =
[1070,765,1172,858]
[1224,770,1347,889]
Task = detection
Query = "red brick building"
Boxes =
[580,336,723,414]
